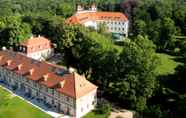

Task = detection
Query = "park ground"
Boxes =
[155,53,183,76]
[0,86,51,118]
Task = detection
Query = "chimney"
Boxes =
[2,47,6,51]
[18,64,23,70]
[29,68,35,75]
[43,73,49,81]
[91,3,97,12]
[69,67,75,73]
[30,35,34,39]
[77,4,84,13]
[0,56,3,60]
[7,60,12,66]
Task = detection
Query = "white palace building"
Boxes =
[0,50,97,118]
[66,4,129,37]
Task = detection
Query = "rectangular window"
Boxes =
[48,88,54,94]
[66,96,69,102]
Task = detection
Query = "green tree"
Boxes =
[0,16,31,47]
[56,2,73,17]
[143,105,169,118]
[108,35,158,111]
[160,17,178,50]
[133,20,146,36]
[0,0,13,16]
[173,2,186,35]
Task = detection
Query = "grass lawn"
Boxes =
[155,53,183,75]
[83,111,108,118]
[0,86,51,118]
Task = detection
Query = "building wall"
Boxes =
[0,65,97,117]
[0,66,76,116]
[83,20,98,29]
[27,48,54,60]
[76,89,97,118]
[83,19,129,37]
[98,20,129,36]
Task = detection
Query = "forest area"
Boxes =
[0,0,186,118]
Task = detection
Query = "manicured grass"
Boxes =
[155,53,183,75]
[0,86,51,118]
[83,111,108,118]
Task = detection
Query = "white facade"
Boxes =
[99,20,129,37]
[83,20,98,29]
[27,48,54,61]
[82,19,129,37]
[76,89,97,118]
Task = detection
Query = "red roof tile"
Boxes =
[0,50,97,99]
[57,73,97,98]
[66,11,128,24]
[21,36,51,46]
[40,73,64,88]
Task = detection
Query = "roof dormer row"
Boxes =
[0,50,97,98]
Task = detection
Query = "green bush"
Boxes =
[143,105,169,118]
[96,103,111,116]
[116,115,123,118]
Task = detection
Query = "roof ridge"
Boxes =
[73,72,79,98]
[73,73,77,98]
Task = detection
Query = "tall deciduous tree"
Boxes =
[108,35,158,111]
[0,16,31,47]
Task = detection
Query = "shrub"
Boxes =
[116,115,124,118]
[96,103,111,116]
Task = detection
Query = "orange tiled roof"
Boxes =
[0,50,97,98]
[57,73,97,98]
[40,73,65,88]
[66,11,128,24]
[21,36,51,46]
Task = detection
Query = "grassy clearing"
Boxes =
[0,86,51,118]
[83,111,108,118]
[155,53,183,75]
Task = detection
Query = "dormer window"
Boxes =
[19,46,22,51]
[23,47,26,52]
[29,68,35,75]
[7,60,12,66]
[39,45,42,49]
[60,80,65,88]
[18,64,23,70]
[43,74,49,81]
[0,56,3,60]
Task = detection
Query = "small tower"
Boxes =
[76,4,84,13]
[91,3,97,12]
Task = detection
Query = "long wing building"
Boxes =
[0,50,97,118]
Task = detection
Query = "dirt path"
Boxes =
[109,109,133,118]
